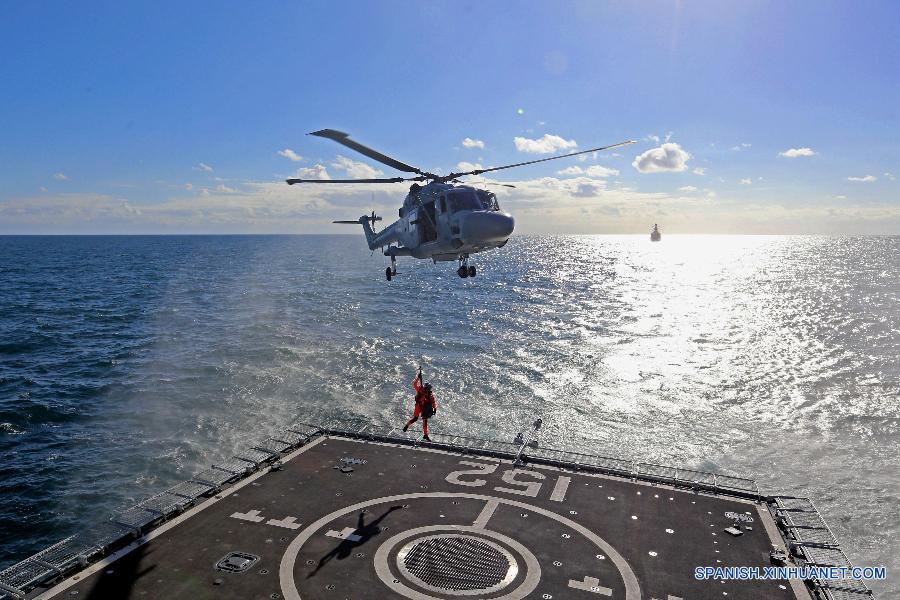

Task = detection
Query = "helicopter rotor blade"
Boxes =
[453,178,517,188]
[309,129,431,176]
[446,140,636,179]
[286,176,426,185]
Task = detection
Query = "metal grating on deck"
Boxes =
[234,447,274,465]
[112,507,160,530]
[0,558,55,592]
[32,535,96,571]
[286,422,322,438]
[775,497,817,511]
[191,467,236,487]
[167,480,214,499]
[213,458,254,475]
[273,429,305,445]
[772,497,873,599]
[821,580,874,598]
[803,546,852,568]
[257,438,292,453]
[77,520,133,550]
[138,492,192,515]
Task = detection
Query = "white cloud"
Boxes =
[216,184,237,193]
[779,147,816,158]
[462,137,485,149]
[331,155,383,179]
[884,172,896,181]
[294,164,330,180]
[693,167,706,176]
[278,149,302,162]
[731,143,752,151]
[646,134,660,144]
[847,175,876,182]
[52,172,68,180]
[39,186,48,192]
[184,183,193,191]
[557,166,583,176]
[194,162,214,172]
[514,134,577,154]
[632,143,691,173]
[678,186,698,192]
[587,165,619,177]
[556,165,619,177]
[739,178,752,185]
[8,176,900,235]
[457,161,483,172]
[835,195,847,200]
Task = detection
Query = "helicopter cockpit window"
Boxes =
[448,190,483,212]
[476,190,499,211]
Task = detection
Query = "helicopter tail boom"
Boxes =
[333,213,384,250]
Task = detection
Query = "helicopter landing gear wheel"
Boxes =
[457,255,471,279]
[385,255,398,281]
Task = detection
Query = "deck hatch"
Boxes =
[397,534,517,594]
[214,552,259,573]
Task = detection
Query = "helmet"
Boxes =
[424,382,432,392]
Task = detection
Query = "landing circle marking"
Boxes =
[278,492,640,600]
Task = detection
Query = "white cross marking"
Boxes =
[230,509,264,523]
[568,576,612,596]
[266,516,301,529]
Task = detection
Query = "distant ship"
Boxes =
[650,223,661,241]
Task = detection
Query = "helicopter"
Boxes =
[287,129,635,280]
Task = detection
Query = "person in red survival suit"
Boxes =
[402,366,437,441]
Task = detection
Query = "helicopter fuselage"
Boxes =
[364,182,514,262]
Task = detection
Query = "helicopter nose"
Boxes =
[460,211,515,244]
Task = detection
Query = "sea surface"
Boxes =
[0,234,897,596]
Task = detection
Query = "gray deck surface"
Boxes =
[35,436,801,600]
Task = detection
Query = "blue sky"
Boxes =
[1,1,898,234]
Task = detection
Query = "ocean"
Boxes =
[0,234,897,596]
